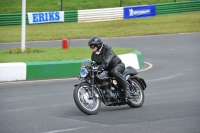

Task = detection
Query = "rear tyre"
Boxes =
[127,79,144,108]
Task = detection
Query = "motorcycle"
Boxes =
[73,60,147,115]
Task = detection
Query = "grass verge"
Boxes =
[0,47,135,63]
[0,12,199,43]
[0,0,188,13]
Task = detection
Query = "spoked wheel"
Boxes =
[73,83,101,115]
[127,79,144,108]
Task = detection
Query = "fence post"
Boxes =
[120,0,122,7]
[21,0,26,52]
[60,0,63,11]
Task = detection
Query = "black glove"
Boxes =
[98,64,105,71]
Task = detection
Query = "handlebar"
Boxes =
[91,61,97,66]
[91,61,110,80]
[95,71,110,80]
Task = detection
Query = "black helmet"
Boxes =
[88,36,103,48]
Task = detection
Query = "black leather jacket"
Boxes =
[91,44,122,70]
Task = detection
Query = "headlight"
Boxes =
[80,68,88,78]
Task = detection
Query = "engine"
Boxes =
[100,79,118,100]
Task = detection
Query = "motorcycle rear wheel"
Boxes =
[127,79,144,108]
[73,83,101,115]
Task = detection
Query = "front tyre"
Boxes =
[73,83,101,115]
[127,79,144,108]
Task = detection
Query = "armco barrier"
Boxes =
[156,1,200,15]
[78,7,123,23]
[0,11,78,26]
[0,13,29,26]
[1,1,199,26]
[64,10,78,22]
[0,51,143,82]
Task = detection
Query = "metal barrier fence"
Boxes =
[0,11,78,26]
[156,0,200,15]
[64,10,78,23]
[0,1,199,26]
[0,13,28,26]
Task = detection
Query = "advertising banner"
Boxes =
[124,5,156,19]
[27,11,64,24]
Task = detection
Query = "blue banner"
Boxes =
[124,5,156,19]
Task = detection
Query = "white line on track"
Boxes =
[138,62,153,72]
[146,73,184,83]
[3,92,70,102]
[0,103,73,113]
[42,127,86,133]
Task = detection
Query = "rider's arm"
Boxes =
[104,47,115,68]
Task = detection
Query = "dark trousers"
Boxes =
[110,63,128,89]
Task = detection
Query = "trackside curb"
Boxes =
[0,50,144,82]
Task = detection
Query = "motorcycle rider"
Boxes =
[88,36,130,101]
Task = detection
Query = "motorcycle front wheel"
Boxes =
[73,83,101,115]
[127,79,144,108]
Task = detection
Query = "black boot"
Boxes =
[124,86,131,102]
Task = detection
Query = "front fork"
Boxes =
[89,67,95,99]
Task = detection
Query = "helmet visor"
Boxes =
[90,45,96,49]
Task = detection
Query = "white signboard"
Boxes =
[27,11,64,24]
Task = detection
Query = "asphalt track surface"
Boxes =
[0,33,200,133]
